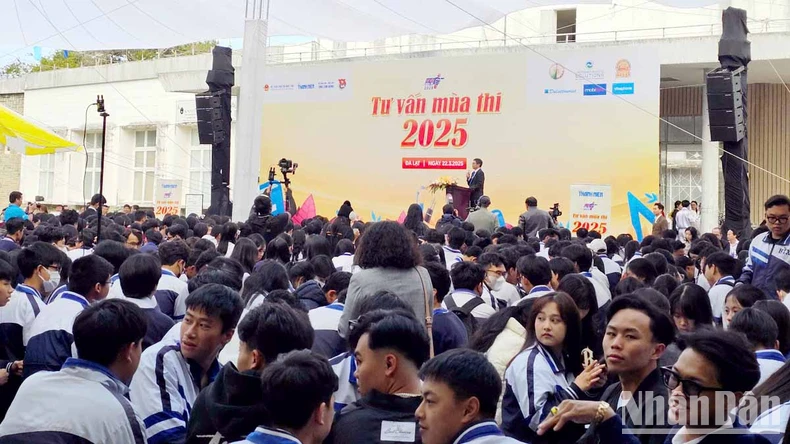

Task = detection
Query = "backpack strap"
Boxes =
[416,267,435,358]
[459,297,484,315]
[444,296,459,311]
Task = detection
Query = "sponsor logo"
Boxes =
[576,60,605,81]
[612,82,635,95]
[424,74,444,90]
[583,84,607,96]
[544,88,577,95]
[264,84,270,92]
[298,83,315,90]
[267,84,295,91]
[317,81,335,90]
[586,61,594,69]
[549,63,565,80]
[616,59,632,78]
[338,78,347,89]
[583,202,597,211]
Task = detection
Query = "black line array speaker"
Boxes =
[195,93,227,145]
[706,66,745,142]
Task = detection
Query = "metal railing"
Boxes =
[12,18,790,73]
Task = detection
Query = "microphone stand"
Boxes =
[96,95,109,243]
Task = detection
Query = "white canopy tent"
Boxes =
[2,0,721,51]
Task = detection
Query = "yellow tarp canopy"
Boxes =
[0,104,81,156]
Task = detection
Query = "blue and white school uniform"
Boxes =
[106,273,125,300]
[707,275,735,323]
[443,246,464,272]
[0,284,44,359]
[452,421,522,444]
[501,343,582,441]
[582,271,611,308]
[23,291,88,378]
[233,426,302,444]
[329,352,359,413]
[0,358,146,443]
[756,349,786,386]
[130,338,220,444]
[156,269,189,320]
[308,302,345,359]
[513,285,553,307]
[332,253,354,273]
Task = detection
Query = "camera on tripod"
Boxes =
[279,158,298,175]
[549,203,562,223]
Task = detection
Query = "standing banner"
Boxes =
[155,180,182,219]
[569,185,613,236]
[258,180,286,216]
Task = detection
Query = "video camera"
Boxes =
[549,203,562,223]
[279,158,298,175]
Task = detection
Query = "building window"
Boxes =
[556,9,577,43]
[190,129,211,206]
[133,129,157,203]
[83,132,101,197]
[39,154,55,200]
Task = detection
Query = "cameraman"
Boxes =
[518,196,556,240]
[246,194,291,244]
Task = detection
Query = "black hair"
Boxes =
[158,239,190,266]
[3,218,24,236]
[68,255,114,297]
[357,290,413,317]
[725,284,766,309]
[89,194,106,206]
[184,283,244,332]
[229,237,258,273]
[557,274,597,314]
[167,224,187,240]
[0,258,16,283]
[420,244,440,264]
[92,240,135,275]
[72,299,147,367]
[119,254,161,299]
[517,255,552,287]
[549,257,576,282]
[323,272,351,295]
[356,222,421,270]
[633,288,671,315]
[644,252,668,276]
[195,249,222,272]
[450,261,485,291]
[202,257,245,291]
[525,196,538,207]
[607,294,675,346]
[34,225,64,244]
[288,261,315,285]
[304,236,332,261]
[730,308,779,350]
[652,274,680,298]
[469,305,531,353]
[334,239,355,256]
[765,194,790,210]
[615,276,646,297]
[265,236,292,264]
[626,258,658,285]
[424,261,451,303]
[446,227,466,250]
[348,309,430,368]
[419,348,502,418]
[677,330,760,393]
[260,350,338,430]
[145,228,164,246]
[704,252,738,278]
[217,222,238,256]
[309,255,334,281]
[238,303,314,364]
[754,300,790,356]
[624,240,641,262]
[776,268,790,294]
[561,243,592,273]
[263,289,306,313]
[669,284,714,328]
[16,242,61,278]
[404,204,426,235]
[243,261,291,304]
[8,191,21,204]
[477,252,504,269]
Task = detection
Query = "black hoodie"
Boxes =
[297,280,327,311]
[185,363,267,444]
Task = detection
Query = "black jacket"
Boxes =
[435,214,463,231]
[325,390,423,444]
[297,280,327,311]
[185,363,267,444]
[467,169,485,205]
[594,367,669,444]
[246,213,290,244]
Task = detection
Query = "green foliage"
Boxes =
[1,41,219,76]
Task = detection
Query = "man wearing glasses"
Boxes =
[536,329,772,443]
[738,195,790,299]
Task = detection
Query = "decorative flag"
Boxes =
[397,211,407,224]
[292,194,316,226]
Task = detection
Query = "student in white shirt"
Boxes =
[729,308,786,386]
[702,252,738,324]
[442,262,497,321]
[155,240,191,320]
[442,227,466,272]
[513,255,554,306]
[332,239,355,273]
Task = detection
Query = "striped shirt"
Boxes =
[156,269,189,320]
[329,352,360,413]
[0,284,44,360]
[233,426,302,444]
[23,291,88,378]
[130,338,220,444]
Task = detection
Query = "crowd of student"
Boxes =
[0,188,788,444]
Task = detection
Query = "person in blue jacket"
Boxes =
[738,195,790,299]
[2,192,28,223]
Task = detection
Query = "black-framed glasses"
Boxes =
[766,215,790,225]
[661,367,721,397]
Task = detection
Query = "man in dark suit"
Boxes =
[80,194,106,220]
[466,158,485,207]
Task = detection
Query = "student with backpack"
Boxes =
[501,292,605,443]
[441,262,496,337]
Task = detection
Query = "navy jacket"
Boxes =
[738,231,790,299]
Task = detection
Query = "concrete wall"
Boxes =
[0,94,23,204]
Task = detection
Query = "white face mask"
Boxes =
[487,275,505,292]
[39,269,60,294]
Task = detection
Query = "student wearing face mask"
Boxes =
[478,253,509,309]
[156,239,191,321]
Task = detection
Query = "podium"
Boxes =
[446,185,472,220]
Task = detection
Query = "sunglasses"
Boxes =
[661,367,721,397]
